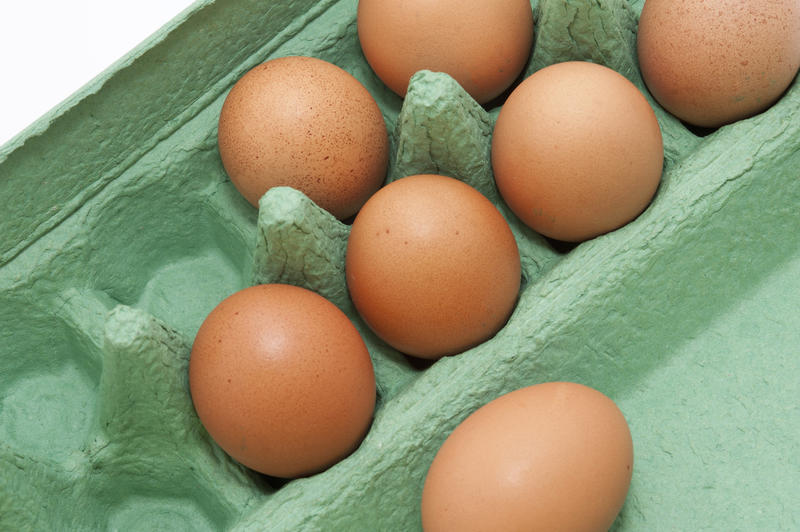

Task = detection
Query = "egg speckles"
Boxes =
[217,56,389,219]
[637,0,800,127]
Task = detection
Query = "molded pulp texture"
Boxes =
[1,0,798,530]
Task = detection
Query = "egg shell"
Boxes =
[637,0,800,128]
[188,284,376,478]
[491,61,664,243]
[345,174,521,359]
[217,55,389,220]
[356,0,534,104]
[421,382,634,532]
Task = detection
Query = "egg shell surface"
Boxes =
[491,61,664,243]
[217,55,389,220]
[421,382,634,532]
[188,283,376,478]
[637,0,800,128]
[356,0,534,104]
[345,174,521,359]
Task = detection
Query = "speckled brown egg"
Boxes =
[217,56,389,220]
[637,0,800,128]
[491,61,664,243]
[421,382,634,532]
[188,284,376,478]
[357,0,534,104]
[345,174,521,360]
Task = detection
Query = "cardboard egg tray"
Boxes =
[1,0,798,530]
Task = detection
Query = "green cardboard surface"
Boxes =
[1,0,798,530]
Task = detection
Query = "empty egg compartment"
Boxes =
[0,290,263,530]
[0,292,101,464]
[78,113,257,340]
[1,0,799,531]
[0,90,270,529]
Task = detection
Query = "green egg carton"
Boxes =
[2,0,799,530]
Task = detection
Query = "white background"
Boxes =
[0,1,196,147]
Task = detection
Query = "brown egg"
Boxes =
[345,174,521,359]
[421,382,634,532]
[637,0,800,128]
[491,61,664,243]
[188,284,376,478]
[357,0,534,104]
[217,56,389,220]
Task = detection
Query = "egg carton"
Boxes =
[1,0,799,530]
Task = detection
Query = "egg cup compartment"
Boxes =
[1,291,266,530]
[0,292,101,465]
[2,0,800,530]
